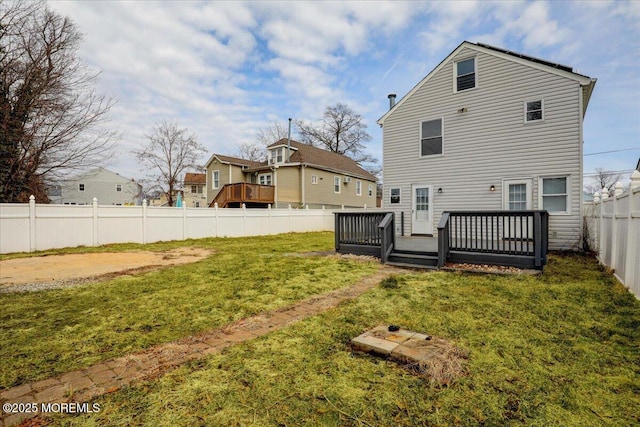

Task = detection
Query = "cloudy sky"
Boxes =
[49,0,640,189]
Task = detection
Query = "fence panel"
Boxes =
[0,199,338,254]
[588,175,640,298]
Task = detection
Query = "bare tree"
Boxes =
[236,121,289,162]
[584,168,624,196]
[134,121,207,207]
[295,103,378,173]
[0,0,117,202]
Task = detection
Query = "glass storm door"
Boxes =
[412,185,433,235]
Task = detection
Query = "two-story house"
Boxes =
[183,173,207,207]
[48,167,143,205]
[378,41,596,250]
[205,139,377,208]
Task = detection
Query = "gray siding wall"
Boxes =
[382,47,583,250]
[58,168,142,205]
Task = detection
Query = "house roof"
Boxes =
[377,41,597,125]
[204,153,263,169]
[265,139,377,181]
[184,173,206,184]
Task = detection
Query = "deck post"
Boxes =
[533,211,542,267]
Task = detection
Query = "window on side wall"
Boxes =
[334,176,341,193]
[420,118,443,156]
[525,100,544,122]
[368,184,373,197]
[356,180,362,196]
[78,183,85,191]
[455,57,476,92]
[390,188,400,204]
[213,170,220,189]
[311,175,318,184]
[541,176,568,214]
[116,184,122,192]
[259,173,272,185]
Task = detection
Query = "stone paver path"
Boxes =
[0,268,400,427]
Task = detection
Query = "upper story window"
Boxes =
[525,100,544,122]
[212,170,220,189]
[356,180,362,196]
[368,184,373,197]
[334,176,341,193]
[190,185,203,194]
[455,57,476,92]
[116,184,122,192]
[420,118,443,157]
[78,183,85,191]
[269,147,285,164]
[311,175,318,184]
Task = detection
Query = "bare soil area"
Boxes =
[0,247,214,293]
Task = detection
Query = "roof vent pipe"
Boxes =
[388,93,396,109]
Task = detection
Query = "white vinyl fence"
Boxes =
[585,171,640,298]
[0,197,340,254]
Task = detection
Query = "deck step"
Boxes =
[386,251,438,268]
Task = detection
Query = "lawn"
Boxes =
[2,233,639,426]
[0,232,379,389]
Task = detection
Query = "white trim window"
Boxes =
[259,173,272,185]
[420,118,443,156]
[212,170,220,189]
[368,184,373,197]
[78,183,85,192]
[116,184,122,192]
[454,57,476,92]
[390,188,400,204]
[541,176,569,214]
[525,99,544,122]
[356,180,362,196]
[334,176,341,193]
[311,175,318,184]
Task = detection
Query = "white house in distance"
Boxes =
[378,41,596,250]
[48,167,143,205]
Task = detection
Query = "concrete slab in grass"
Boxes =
[352,326,438,364]
[352,334,399,355]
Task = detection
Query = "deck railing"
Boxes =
[210,183,275,208]
[334,212,393,258]
[438,210,549,269]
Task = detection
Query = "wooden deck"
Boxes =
[210,183,274,208]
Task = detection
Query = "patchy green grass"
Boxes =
[0,232,379,389]
[54,253,640,427]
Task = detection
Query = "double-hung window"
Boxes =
[390,188,400,204]
[368,184,373,197]
[525,100,544,122]
[259,173,272,185]
[334,177,341,193]
[212,170,220,189]
[356,180,362,196]
[455,58,476,92]
[78,183,85,192]
[541,176,569,213]
[420,118,443,156]
[116,184,122,192]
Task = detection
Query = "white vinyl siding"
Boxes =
[382,46,583,250]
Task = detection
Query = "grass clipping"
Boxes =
[404,337,469,385]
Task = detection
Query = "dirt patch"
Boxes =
[0,247,214,293]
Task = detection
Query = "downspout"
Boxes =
[301,164,306,207]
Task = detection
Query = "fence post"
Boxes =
[610,182,623,271]
[599,188,608,263]
[29,195,36,252]
[288,204,292,232]
[624,172,640,287]
[92,197,98,247]
[593,192,600,254]
[214,202,219,238]
[182,202,187,240]
[242,203,247,236]
[142,199,147,244]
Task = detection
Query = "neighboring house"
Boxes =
[48,167,143,205]
[183,173,207,207]
[378,41,596,250]
[205,139,377,208]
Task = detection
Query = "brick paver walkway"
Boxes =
[0,268,400,427]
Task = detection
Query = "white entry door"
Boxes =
[502,179,533,239]
[412,185,433,235]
